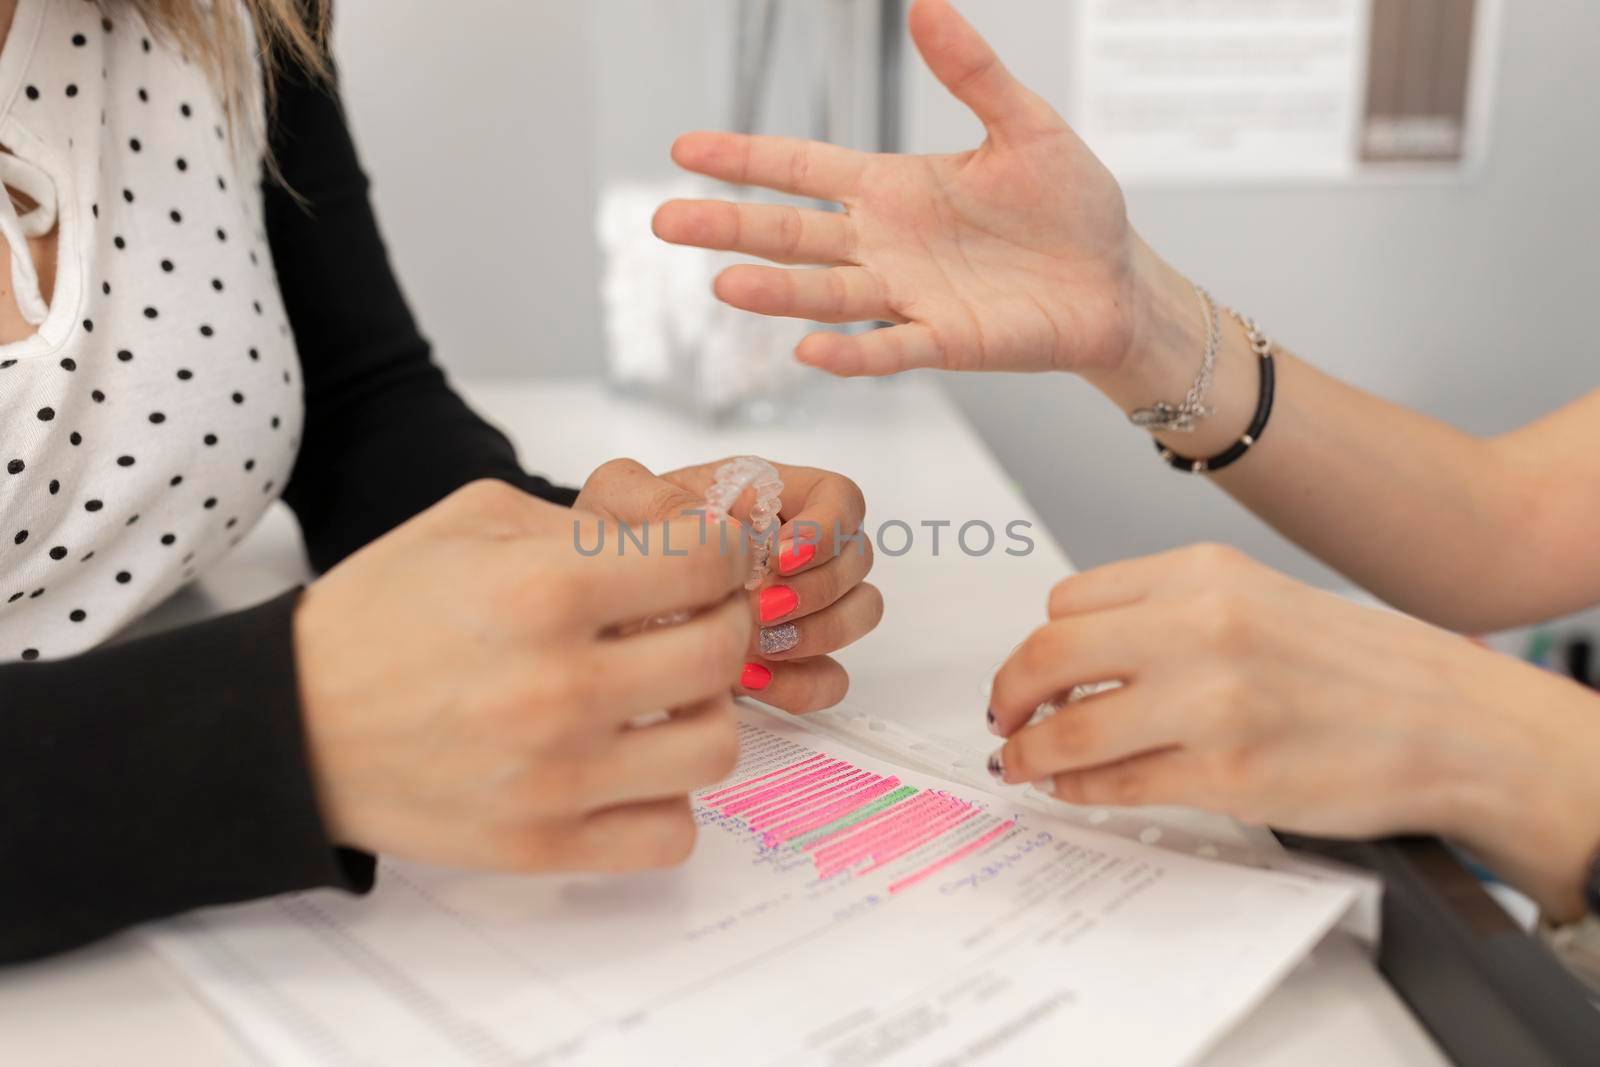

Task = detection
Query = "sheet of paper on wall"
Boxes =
[1070,0,1502,185]
[145,708,1353,1067]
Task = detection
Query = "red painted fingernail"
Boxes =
[741,662,772,691]
[778,542,816,575]
[759,585,800,623]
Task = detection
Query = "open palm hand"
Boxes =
[652,0,1139,378]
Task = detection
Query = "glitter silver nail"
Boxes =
[759,623,800,655]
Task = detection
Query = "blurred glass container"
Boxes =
[589,0,896,425]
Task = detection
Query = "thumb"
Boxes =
[577,458,706,524]
[908,0,1054,140]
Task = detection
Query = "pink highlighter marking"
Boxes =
[818,799,972,878]
[703,757,834,808]
[848,800,970,862]
[742,773,872,828]
[700,754,827,803]
[811,793,958,870]
[799,791,924,853]
[763,778,904,847]
[762,779,907,849]
[887,820,1017,894]
[742,772,875,827]
[720,761,848,815]
[704,748,1016,895]
[806,796,953,863]
[857,810,979,875]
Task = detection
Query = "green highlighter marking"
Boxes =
[787,786,920,850]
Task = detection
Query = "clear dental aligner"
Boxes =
[702,455,784,590]
[648,457,784,631]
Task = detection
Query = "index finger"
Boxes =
[659,460,867,578]
[988,607,1149,736]
[769,464,868,577]
[559,514,750,627]
[671,132,868,202]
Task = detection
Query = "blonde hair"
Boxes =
[118,0,332,149]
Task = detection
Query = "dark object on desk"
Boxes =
[1562,636,1593,689]
[1278,834,1600,1067]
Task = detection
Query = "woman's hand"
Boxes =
[987,544,1600,919]
[652,0,1147,380]
[293,480,753,873]
[575,458,883,714]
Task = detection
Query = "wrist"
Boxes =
[1083,237,1198,402]
[1456,671,1600,920]
[291,585,359,848]
[1526,697,1600,920]
[1084,239,1261,458]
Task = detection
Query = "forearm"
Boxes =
[0,593,371,962]
[1089,241,1563,632]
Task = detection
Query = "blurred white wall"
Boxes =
[333,0,600,377]
[332,1,1600,588]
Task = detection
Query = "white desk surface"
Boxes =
[0,377,1447,1066]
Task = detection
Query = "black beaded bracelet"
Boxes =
[1156,311,1275,474]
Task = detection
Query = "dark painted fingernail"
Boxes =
[986,749,1005,782]
[986,708,1001,736]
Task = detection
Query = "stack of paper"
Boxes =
[147,709,1353,1066]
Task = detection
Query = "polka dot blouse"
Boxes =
[0,1,579,958]
[0,0,302,663]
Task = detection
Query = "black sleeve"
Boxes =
[268,57,577,573]
[1,56,579,963]
[0,591,371,963]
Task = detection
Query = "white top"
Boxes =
[0,0,302,664]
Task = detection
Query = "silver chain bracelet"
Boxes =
[1129,283,1220,433]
